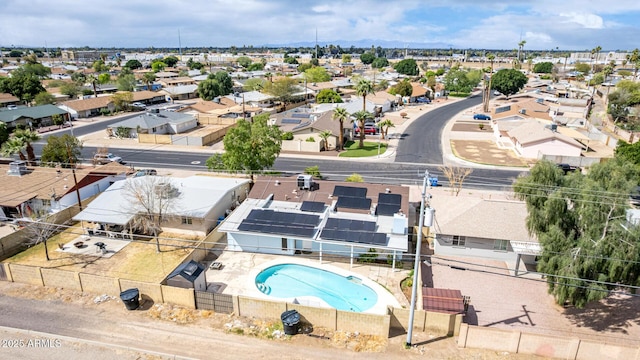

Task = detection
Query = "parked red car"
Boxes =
[354,123,378,135]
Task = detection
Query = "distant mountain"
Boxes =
[263,39,454,49]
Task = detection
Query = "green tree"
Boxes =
[443,67,476,93]
[341,54,351,63]
[355,77,374,112]
[247,62,264,71]
[60,83,80,98]
[377,118,395,139]
[360,53,375,65]
[352,110,373,148]
[0,69,45,103]
[98,73,111,84]
[116,73,136,92]
[22,63,51,78]
[243,78,266,92]
[615,141,640,164]
[13,128,40,164]
[316,89,343,104]
[0,137,27,161]
[142,72,156,91]
[318,130,333,151]
[198,71,234,101]
[390,79,412,97]
[371,57,389,69]
[236,56,252,69]
[332,107,349,151]
[86,74,99,97]
[0,123,8,148]
[163,56,179,67]
[125,59,143,70]
[490,69,528,98]
[40,134,83,167]
[71,72,87,85]
[92,60,108,72]
[213,71,233,94]
[205,113,282,173]
[151,60,167,73]
[284,56,298,65]
[574,63,591,75]
[297,63,313,73]
[112,91,133,111]
[533,62,554,74]
[263,77,298,103]
[514,159,640,308]
[33,91,55,105]
[303,67,331,83]
[394,59,418,76]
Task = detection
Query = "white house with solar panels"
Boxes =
[219,176,411,266]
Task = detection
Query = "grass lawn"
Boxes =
[339,140,388,158]
[5,223,196,283]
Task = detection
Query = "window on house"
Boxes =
[281,238,288,251]
[41,199,51,207]
[182,216,193,225]
[493,239,509,251]
[452,235,466,247]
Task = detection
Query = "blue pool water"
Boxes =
[255,263,378,312]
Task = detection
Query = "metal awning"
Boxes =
[510,241,542,255]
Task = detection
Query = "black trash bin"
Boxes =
[120,288,140,310]
[281,310,300,335]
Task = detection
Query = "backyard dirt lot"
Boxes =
[427,256,640,348]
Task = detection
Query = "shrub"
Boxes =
[345,173,364,182]
[478,123,485,130]
[304,165,321,178]
[358,248,378,263]
[281,132,293,140]
[305,137,315,142]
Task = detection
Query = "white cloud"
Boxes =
[559,12,604,29]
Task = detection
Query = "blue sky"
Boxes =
[1,0,639,50]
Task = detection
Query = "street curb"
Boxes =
[0,325,197,360]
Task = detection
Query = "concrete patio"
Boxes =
[55,235,131,259]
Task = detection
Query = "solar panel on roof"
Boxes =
[336,196,371,210]
[281,118,302,124]
[239,209,319,238]
[495,105,511,114]
[291,113,311,118]
[333,185,367,198]
[300,201,325,213]
[376,203,401,216]
[378,193,402,206]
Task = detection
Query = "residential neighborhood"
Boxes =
[1,3,640,359]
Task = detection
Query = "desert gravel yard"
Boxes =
[429,256,640,348]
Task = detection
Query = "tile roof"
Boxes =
[108,111,195,130]
[160,85,198,95]
[507,121,582,148]
[0,93,19,104]
[131,90,164,101]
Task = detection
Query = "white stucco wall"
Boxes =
[434,234,517,263]
[517,139,582,159]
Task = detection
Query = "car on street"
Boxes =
[93,153,123,165]
[556,163,578,174]
[131,102,147,109]
[416,96,431,104]
[473,114,491,120]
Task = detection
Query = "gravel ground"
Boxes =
[429,256,640,348]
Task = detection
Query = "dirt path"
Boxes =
[0,281,545,359]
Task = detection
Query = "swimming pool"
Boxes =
[255,263,378,312]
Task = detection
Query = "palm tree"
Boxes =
[377,119,395,139]
[352,110,373,148]
[331,107,349,151]
[14,129,40,165]
[628,48,640,80]
[355,77,374,112]
[518,40,526,62]
[591,45,602,73]
[142,72,156,91]
[0,137,27,161]
[87,74,98,98]
[318,130,332,151]
[483,53,496,112]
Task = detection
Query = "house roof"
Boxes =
[131,90,164,101]
[0,165,96,207]
[507,121,583,148]
[155,71,179,78]
[225,91,273,103]
[167,260,205,283]
[422,288,464,314]
[187,98,240,113]
[72,176,251,225]
[0,93,19,104]
[492,98,552,121]
[429,195,535,243]
[160,77,196,85]
[108,111,195,130]
[62,97,113,112]
[367,91,397,104]
[220,176,410,252]
[160,85,198,96]
[0,105,69,124]
[273,110,340,135]
[411,83,428,97]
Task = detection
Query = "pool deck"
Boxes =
[204,251,411,314]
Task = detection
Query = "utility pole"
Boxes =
[406,170,435,347]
